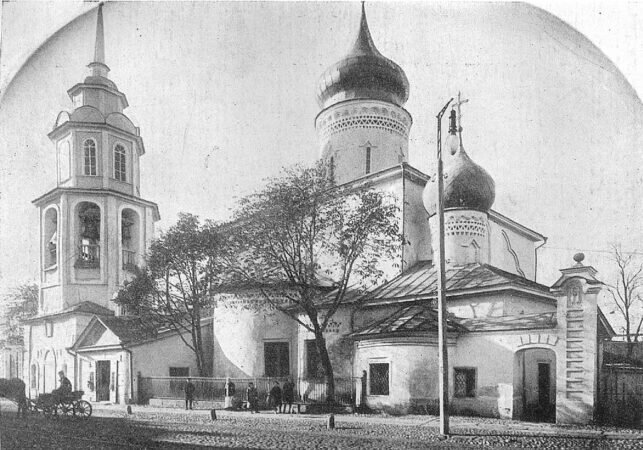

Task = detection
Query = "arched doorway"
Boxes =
[513,348,556,422]
[43,350,57,394]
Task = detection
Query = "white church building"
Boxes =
[210,5,615,424]
[23,4,615,425]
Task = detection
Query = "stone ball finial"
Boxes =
[573,252,585,264]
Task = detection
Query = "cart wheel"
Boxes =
[59,402,74,416]
[73,400,92,418]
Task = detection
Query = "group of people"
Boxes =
[246,379,295,414]
[183,378,296,413]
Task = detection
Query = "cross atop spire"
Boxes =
[88,3,110,78]
[453,91,469,150]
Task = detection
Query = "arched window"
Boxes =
[365,146,371,174]
[44,208,58,268]
[121,209,140,272]
[83,139,97,176]
[114,144,127,182]
[76,202,101,268]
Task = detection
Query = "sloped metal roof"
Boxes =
[361,262,552,306]
[351,304,467,338]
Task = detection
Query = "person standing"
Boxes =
[185,378,195,410]
[269,381,282,414]
[282,378,295,414]
[224,377,236,409]
[246,382,259,413]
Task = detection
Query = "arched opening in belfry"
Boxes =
[43,208,58,269]
[76,202,101,268]
[513,348,556,423]
[121,208,140,271]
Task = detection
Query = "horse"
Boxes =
[0,378,27,417]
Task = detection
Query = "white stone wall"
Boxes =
[430,210,490,267]
[316,99,411,186]
[24,314,93,398]
[353,337,456,414]
[212,298,298,378]
[488,217,538,280]
[402,176,432,269]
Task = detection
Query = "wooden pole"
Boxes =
[436,99,452,436]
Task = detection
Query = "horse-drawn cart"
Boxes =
[27,390,92,418]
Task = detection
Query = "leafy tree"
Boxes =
[221,162,402,401]
[114,213,220,376]
[2,282,38,345]
[607,245,643,342]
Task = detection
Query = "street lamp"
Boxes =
[435,98,453,436]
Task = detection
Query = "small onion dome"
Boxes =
[422,146,496,217]
[316,4,410,110]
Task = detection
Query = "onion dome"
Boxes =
[423,109,495,217]
[316,3,410,110]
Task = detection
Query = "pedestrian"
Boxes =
[269,381,282,413]
[282,378,294,413]
[246,382,259,413]
[185,378,195,410]
[224,377,236,409]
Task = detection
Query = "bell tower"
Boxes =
[32,3,160,315]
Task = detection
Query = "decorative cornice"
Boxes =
[32,186,161,221]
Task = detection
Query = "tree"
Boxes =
[114,213,220,376]
[1,282,38,345]
[607,245,643,342]
[222,162,402,401]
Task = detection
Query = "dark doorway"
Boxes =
[538,363,550,408]
[96,360,110,402]
[264,342,289,377]
[513,348,556,423]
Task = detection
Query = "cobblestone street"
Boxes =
[1,403,643,449]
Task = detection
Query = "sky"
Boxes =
[0,1,642,304]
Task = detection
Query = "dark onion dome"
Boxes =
[316,4,410,110]
[422,145,496,217]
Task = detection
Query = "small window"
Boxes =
[454,368,476,397]
[169,367,190,377]
[83,139,97,176]
[30,364,37,389]
[365,147,371,174]
[114,144,127,182]
[45,321,53,337]
[369,363,389,396]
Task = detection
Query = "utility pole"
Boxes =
[435,98,453,436]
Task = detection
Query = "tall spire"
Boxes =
[88,3,110,78]
[351,2,382,57]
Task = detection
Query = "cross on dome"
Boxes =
[453,91,469,150]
